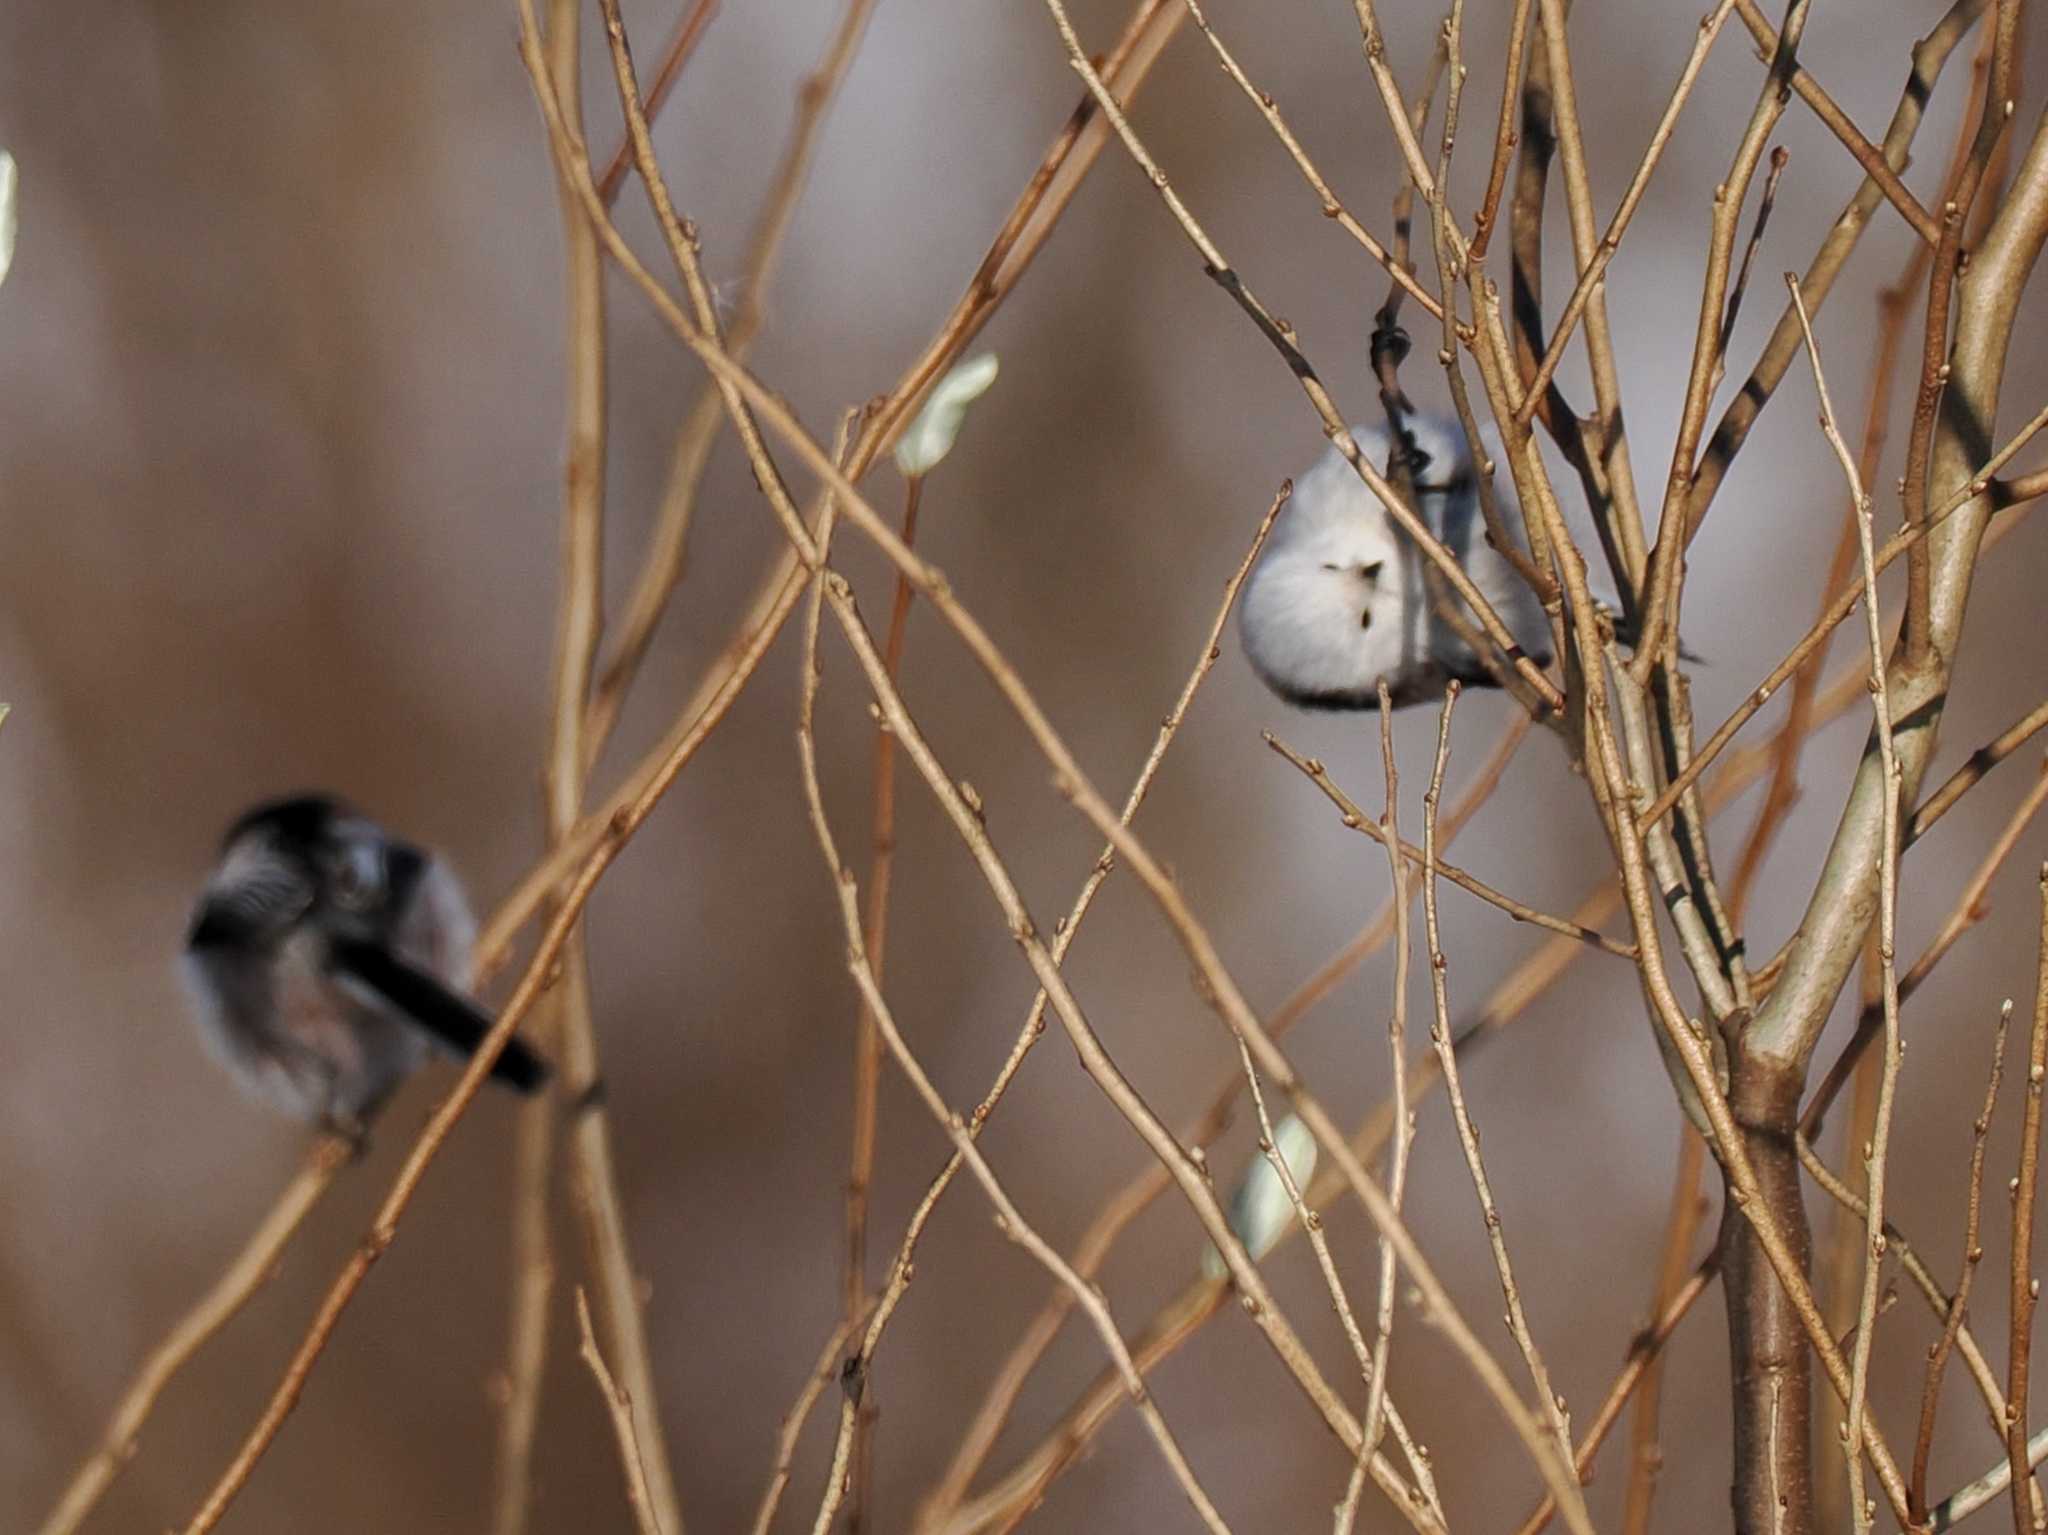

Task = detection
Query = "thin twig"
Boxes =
[1357,682,1413,1485]
[1531,0,1654,591]
[2011,872,2048,1535]
[576,1288,666,1535]
[500,0,629,1526]
[1609,665,1741,1030]
[1375,5,1448,352]
[1423,0,1557,617]
[1618,1130,1707,1535]
[493,1079,556,1535]
[1912,702,2048,846]
[1231,1035,1379,1471]
[593,0,720,204]
[1418,683,1574,1472]
[1342,0,1460,211]
[1789,271,1905,1535]
[1466,0,1532,259]
[841,469,924,1529]
[1914,1004,2013,1523]
[748,1318,858,1535]
[1819,957,1885,1535]
[1716,146,1789,366]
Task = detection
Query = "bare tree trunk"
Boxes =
[1725,1055,1816,1535]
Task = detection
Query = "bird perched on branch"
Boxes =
[1238,413,1553,710]
[181,795,549,1134]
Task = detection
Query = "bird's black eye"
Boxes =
[1359,561,1384,582]
[329,846,381,911]
[331,863,368,910]
[1360,607,1373,631]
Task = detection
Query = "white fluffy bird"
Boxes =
[1238,414,1553,710]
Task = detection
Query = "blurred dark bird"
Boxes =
[180,794,548,1132]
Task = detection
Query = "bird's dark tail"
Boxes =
[329,938,552,1093]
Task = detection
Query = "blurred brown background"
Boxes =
[4,0,2048,1528]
